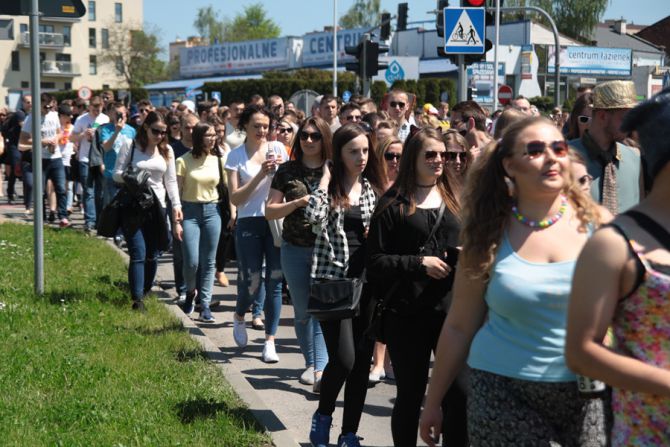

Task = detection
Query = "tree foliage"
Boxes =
[226,4,281,42]
[193,5,227,44]
[339,0,382,29]
[501,0,609,40]
[98,23,166,88]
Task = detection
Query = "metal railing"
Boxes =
[20,31,65,47]
[41,60,80,76]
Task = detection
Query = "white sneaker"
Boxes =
[233,318,248,348]
[299,366,315,385]
[262,341,279,363]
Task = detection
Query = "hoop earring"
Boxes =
[504,176,516,197]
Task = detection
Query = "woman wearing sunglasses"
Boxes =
[367,128,467,446]
[376,136,403,192]
[225,104,289,363]
[419,117,610,446]
[266,117,332,391]
[113,111,182,311]
[442,130,471,195]
[305,123,385,447]
[275,118,296,154]
[566,93,593,140]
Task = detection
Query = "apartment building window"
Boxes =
[64,82,72,90]
[89,55,97,75]
[101,28,109,49]
[20,23,27,34]
[63,26,71,46]
[41,82,56,89]
[11,51,20,71]
[115,3,123,23]
[88,1,96,21]
[21,81,29,88]
[0,19,14,40]
[116,57,124,76]
[89,28,96,48]
[39,24,54,33]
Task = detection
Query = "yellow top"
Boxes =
[175,152,227,203]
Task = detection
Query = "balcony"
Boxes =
[41,16,81,23]
[19,32,65,49]
[41,61,80,77]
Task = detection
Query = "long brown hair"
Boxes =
[191,122,214,159]
[330,123,385,208]
[375,135,402,187]
[460,116,603,279]
[291,116,332,162]
[137,111,169,160]
[382,127,460,217]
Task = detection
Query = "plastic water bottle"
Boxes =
[266,146,276,177]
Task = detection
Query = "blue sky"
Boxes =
[143,0,670,58]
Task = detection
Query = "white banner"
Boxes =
[302,28,366,66]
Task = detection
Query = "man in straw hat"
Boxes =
[569,80,642,214]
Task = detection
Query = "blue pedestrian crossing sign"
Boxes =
[443,7,485,54]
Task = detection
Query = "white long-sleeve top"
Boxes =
[113,139,181,209]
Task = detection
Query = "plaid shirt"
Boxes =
[304,178,377,280]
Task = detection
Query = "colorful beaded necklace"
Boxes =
[512,195,568,229]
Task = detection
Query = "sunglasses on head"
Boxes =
[578,115,591,124]
[299,131,322,142]
[424,150,446,161]
[383,152,401,161]
[578,174,593,186]
[277,127,293,134]
[150,127,167,137]
[523,140,569,159]
[389,101,406,109]
[358,122,373,134]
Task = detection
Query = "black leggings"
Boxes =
[317,295,375,436]
[385,310,468,447]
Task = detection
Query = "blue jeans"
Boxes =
[281,241,328,371]
[21,160,32,210]
[43,158,67,219]
[123,207,166,301]
[181,202,221,307]
[77,161,96,228]
[234,217,283,336]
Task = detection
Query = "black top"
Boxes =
[1,109,26,146]
[271,160,323,247]
[171,139,191,159]
[366,191,461,315]
[344,205,366,278]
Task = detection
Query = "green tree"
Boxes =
[225,4,281,42]
[99,23,167,88]
[339,0,382,29]
[193,5,227,44]
[502,0,609,41]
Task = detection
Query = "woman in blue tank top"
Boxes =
[419,117,611,446]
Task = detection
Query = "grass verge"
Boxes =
[0,223,270,446]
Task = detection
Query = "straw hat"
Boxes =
[592,80,637,110]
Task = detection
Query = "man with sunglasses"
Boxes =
[568,80,642,215]
[451,101,492,157]
[71,96,110,232]
[387,89,411,142]
[338,102,362,125]
[19,93,68,226]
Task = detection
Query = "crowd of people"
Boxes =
[1,80,669,447]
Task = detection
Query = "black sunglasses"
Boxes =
[523,140,569,159]
[424,150,446,160]
[299,131,322,142]
[445,152,465,162]
[383,152,401,161]
[150,127,167,137]
[277,127,293,134]
[578,115,591,124]
[389,101,406,109]
[169,120,180,126]
[344,114,362,122]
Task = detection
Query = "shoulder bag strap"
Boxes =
[217,150,224,189]
[624,210,670,251]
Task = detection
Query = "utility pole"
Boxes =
[332,0,338,97]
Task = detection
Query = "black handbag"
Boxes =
[366,202,447,343]
[308,276,364,322]
[96,189,126,237]
[216,151,231,224]
[121,141,153,210]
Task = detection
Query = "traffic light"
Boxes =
[344,42,364,79]
[397,3,408,31]
[380,12,391,40]
[365,41,389,77]
[436,0,448,38]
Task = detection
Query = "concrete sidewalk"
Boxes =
[0,195,408,447]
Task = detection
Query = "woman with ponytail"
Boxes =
[419,117,611,446]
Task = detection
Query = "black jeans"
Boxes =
[385,309,468,447]
[317,290,375,436]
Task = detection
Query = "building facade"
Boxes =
[0,0,142,110]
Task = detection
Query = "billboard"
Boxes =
[466,62,505,104]
[548,47,632,77]
[180,37,292,77]
[302,28,366,66]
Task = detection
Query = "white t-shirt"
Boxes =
[72,112,110,162]
[224,141,288,218]
[22,111,61,159]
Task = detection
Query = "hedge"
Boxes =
[50,87,148,103]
